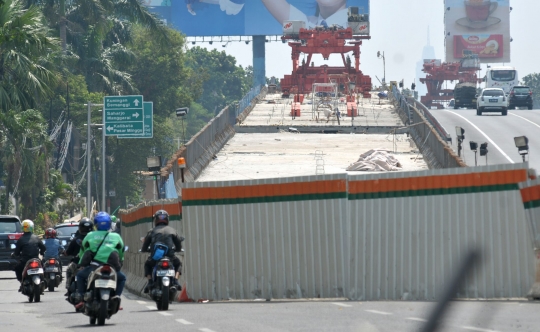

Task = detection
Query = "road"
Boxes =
[1,271,540,331]
[431,108,540,169]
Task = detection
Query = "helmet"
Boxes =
[45,228,57,239]
[153,210,169,226]
[79,218,94,235]
[94,212,112,231]
[22,219,34,233]
[111,215,117,223]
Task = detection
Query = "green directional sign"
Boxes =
[118,101,153,139]
[104,95,144,137]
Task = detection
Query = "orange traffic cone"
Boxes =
[177,282,192,302]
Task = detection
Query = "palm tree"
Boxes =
[0,0,59,111]
[26,0,167,94]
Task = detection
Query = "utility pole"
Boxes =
[86,103,91,217]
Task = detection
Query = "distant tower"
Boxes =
[415,27,436,97]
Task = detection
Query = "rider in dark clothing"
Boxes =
[64,218,94,296]
[141,210,183,292]
[14,220,46,285]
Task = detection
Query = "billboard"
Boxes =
[146,0,370,36]
[444,0,510,63]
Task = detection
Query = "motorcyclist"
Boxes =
[42,228,64,274]
[64,218,93,296]
[73,212,126,309]
[141,210,183,293]
[111,215,121,236]
[13,220,46,291]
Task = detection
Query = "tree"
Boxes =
[185,47,251,115]
[0,109,53,217]
[0,0,59,111]
[522,73,540,108]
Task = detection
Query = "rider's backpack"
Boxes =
[151,242,169,261]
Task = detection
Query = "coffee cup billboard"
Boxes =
[444,0,510,63]
[465,0,497,21]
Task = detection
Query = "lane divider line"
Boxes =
[146,306,157,310]
[199,328,216,332]
[176,319,194,325]
[332,302,352,307]
[510,112,540,129]
[439,110,514,163]
[406,317,427,322]
[365,309,392,315]
[159,312,173,316]
[137,301,147,305]
[461,326,500,332]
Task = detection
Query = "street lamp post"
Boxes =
[377,51,386,85]
[85,102,104,218]
[455,126,465,158]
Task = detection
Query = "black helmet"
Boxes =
[79,217,94,235]
[154,210,169,226]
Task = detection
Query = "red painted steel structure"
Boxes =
[420,60,482,109]
[280,27,372,98]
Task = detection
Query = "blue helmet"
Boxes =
[94,212,112,231]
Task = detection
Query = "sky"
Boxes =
[184,1,538,87]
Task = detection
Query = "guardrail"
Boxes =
[391,87,465,168]
[235,85,262,117]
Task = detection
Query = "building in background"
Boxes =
[415,27,436,98]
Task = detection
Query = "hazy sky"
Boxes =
[186,1,538,86]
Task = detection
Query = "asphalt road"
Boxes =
[430,108,540,170]
[1,271,540,331]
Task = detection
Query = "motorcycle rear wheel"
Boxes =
[90,317,96,325]
[98,299,108,325]
[28,292,34,303]
[160,285,169,311]
[34,284,41,302]
[48,280,55,292]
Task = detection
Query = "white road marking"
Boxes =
[461,326,500,332]
[137,301,147,304]
[146,306,157,310]
[176,319,194,325]
[199,329,216,332]
[365,309,392,315]
[407,317,427,322]
[510,113,540,129]
[440,110,514,163]
[332,302,352,307]
[159,312,173,316]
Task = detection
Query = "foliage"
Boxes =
[186,47,251,115]
[0,0,59,111]
[521,73,540,107]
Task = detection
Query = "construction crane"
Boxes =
[419,54,482,109]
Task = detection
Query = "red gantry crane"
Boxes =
[280,26,372,100]
[420,55,482,109]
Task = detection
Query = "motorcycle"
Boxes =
[81,264,122,325]
[148,257,178,311]
[20,257,46,302]
[65,261,82,311]
[43,257,63,292]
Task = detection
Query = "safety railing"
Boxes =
[235,85,262,118]
[391,87,465,169]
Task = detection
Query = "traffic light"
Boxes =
[411,83,416,90]
[480,143,488,156]
[469,141,478,151]
[399,80,404,88]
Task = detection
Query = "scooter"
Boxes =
[81,264,122,325]
[148,257,178,311]
[20,258,46,302]
[43,257,63,292]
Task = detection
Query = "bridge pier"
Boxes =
[252,35,266,88]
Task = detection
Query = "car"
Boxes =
[508,85,533,110]
[53,222,79,265]
[0,215,22,271]
[476,88,507,116]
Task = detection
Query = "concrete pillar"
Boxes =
[252,35,266,88]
